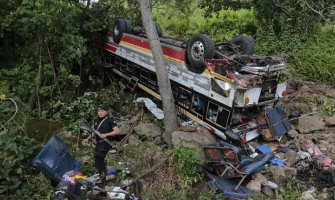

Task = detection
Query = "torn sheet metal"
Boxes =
[245,129,261,142]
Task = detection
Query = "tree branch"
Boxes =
[45,40,62,97]
[272,0,292,17]
[304,0,331,23]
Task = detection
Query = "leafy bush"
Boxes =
[0,65,37,102]
[302,96,335,117]
[154,2,256,42]
[170,146,204,187]
[257,23,335,86]
[8,173,54,199]
[278,185,300,200]
[290,25,335,86]
[256,22,309,56]
[42,83,132,130]
[0,96,31,132]
[0,131,39,194]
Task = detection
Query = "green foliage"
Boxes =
[154,1,256,42]
[322,97,335,117]
[0,80,9,95]
[43,92,97,126]
[42,83,131,128]
[303,96,335,117]
[1,0,82,100]
[170,146,204,187]
[8,173,54,199]
[0,0,114,105]
[199,191,223,200]
[290,26,335,86]
[278,185,300,200]
[0,96,31,133]
[255,22,308,56]
[0,64,37,101]
[200,0,334,34]
[0,131,39,194]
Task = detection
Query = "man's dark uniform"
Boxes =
[93,116,117,176]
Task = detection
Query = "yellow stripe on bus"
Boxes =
[112,68,161,100]
[203,69,234,83]
[177,107,201,123]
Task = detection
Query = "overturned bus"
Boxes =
[103,18,288,140]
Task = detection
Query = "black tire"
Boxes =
[230,35,255,55]
[113,19,132,44]
[155,23,162,37]
[124,19,132,34]
[186,34,214,73]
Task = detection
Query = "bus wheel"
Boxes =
[124,19,132,34]
[230,35,255,55]
[113,19,132,44]
[155,23,163,37]
[186,34,214,73]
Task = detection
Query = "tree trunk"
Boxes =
[138,0,178,147]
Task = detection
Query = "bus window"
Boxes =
[206,102,218,122]
[191,94,207,116]
[126,63,133,75]
[149,73,157,89]
[178,87,192,109]
[120,59,127,71]
[140,69,149,85]
[172,84,178,100]
[115,56,122,70]
[216,107,230,127]
[206,102,229,127]
[134,65,141,78]
[211,78,231,97]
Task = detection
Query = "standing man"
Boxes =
[83,104,120,184]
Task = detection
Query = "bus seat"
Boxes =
[32,135,76,184]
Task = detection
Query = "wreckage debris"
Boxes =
[203,108,335,199]
[32,135,139,200]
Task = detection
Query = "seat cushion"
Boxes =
[240,155,254,166]
[240,152,275,175]
[218,141,242,160]
[207,173,253,199]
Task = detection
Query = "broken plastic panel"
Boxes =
[265,107,292,138]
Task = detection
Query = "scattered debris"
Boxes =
[30,78,335,199]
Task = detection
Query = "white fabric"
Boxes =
[136,98,164,119]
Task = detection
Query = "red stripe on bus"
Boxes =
[104,43,117,52]
[121,34,185,61]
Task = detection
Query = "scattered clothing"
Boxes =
[257,144,272,154]
[321,157,333,167]
[297,151,312,161]
[270,158,285,167]
[306,140,322,157]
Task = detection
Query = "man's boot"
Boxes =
[96,171,107,188]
